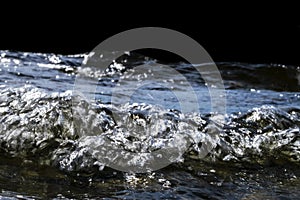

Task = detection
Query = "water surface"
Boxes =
[0,50,299,199]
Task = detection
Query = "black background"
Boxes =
[1,4,299,65]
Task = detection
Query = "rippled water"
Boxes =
[0,50,299,199]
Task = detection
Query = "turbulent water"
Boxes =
[0,50,299,199]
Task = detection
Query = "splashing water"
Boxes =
[0,50,299,199]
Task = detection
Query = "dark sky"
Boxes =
[1,6,299,65]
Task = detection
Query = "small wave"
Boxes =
[218,62,300,91]
[0,86,299,175]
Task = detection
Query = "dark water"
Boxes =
[0,50,299,199]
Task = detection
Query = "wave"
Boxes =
[0,86,299,174]
[1,50,299,92]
